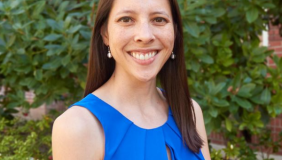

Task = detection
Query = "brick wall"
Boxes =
[209,25,282,155]
[268,25,282,67]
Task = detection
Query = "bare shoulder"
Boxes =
[191,99,203,115]
[191,99,211,160]
[52,106,104,160]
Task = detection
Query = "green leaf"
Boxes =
[199,55,214,64]
[7,35,16,47]
[274,105,282,115]
[237,83,256,98]
[42,58,62,70]
[225,119,232,132]
[279,58,282,70]
[62,54,71,66]
[80,81,86,89]
[46,19,61,31]
[32,1,45,18]
[0,2,3,10]
[203,112,211,124]
[43,34,62,41]
[185,22,200,38]
[34,70,43,81]
[68,2,89,11]
[246,7,258,23]
[44,44,63,50]
[46,50,56,56]
[6,102,19,109]
[71,34,80,46]
[213,8,226,17]
[191,61,200,72]
[186,0,207,11]
[17,48,25,54]
[67,63,78,73]
[256,121,264,128]
[209,109,218,117]
[64,16,72,28]
[0,38,6,47]
[68,25,82,34]
[19,78,37,87]
[58,1,70,12]
[10,0,21,9]
[250,94,265,105]
[232,72,242,88]
[222,58,234,67]
[261,3,276,9]
[239,124,246,130]
[261,88,271,105]
[11,9,25,15]
[80,30,91,40]
[234,97,252,110]
[204,17,217,24]
[229,103,239,113]
[212,99,229,107]
[212,82,226,95]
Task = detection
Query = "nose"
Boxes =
[134,22,155,44]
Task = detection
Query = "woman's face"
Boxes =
[102,0,175,82]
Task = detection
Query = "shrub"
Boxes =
[0,114,54,159]
[0,0,282,159]
[180,0,282,158]
[0,0,93,119]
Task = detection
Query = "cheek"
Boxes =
[108,26,132,46]
[155,26,175,45]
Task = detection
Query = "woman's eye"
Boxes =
[154,17,167,23]
[118,17,132,23]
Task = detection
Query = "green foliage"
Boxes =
[258,129,282,159]
[210,132,282,160]
[178,0,282,159]
[180,0,281,135]
[0,0,282,159]
[0,0,93,119]
[0,115,53,159]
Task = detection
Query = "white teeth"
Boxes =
[145,54,148,60]
[131,51,157,60]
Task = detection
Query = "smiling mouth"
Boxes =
[129,51,158,60]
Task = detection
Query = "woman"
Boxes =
[52,0,211,159]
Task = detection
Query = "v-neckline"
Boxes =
[89,93,172,131]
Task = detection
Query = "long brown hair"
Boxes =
[84,0,203,153]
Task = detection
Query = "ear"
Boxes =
[100,24,109,46]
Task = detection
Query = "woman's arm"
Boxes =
[52,106,105,160]
[192,100,211,160]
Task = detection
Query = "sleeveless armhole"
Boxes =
[68,94,134,160]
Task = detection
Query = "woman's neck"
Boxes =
[94,70,166,113]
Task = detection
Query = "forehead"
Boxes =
[110,0,172,16]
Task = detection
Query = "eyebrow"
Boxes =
[150,11,170,18]
[116,10,170,18]
[116,10,136,15]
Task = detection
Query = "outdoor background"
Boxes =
[0,0,282,159]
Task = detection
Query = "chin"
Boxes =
[135,74,157,83]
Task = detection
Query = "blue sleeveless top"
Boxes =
[70,93,205,160]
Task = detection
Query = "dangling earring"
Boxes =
[107,46,112,58]
[171,51,175,59]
